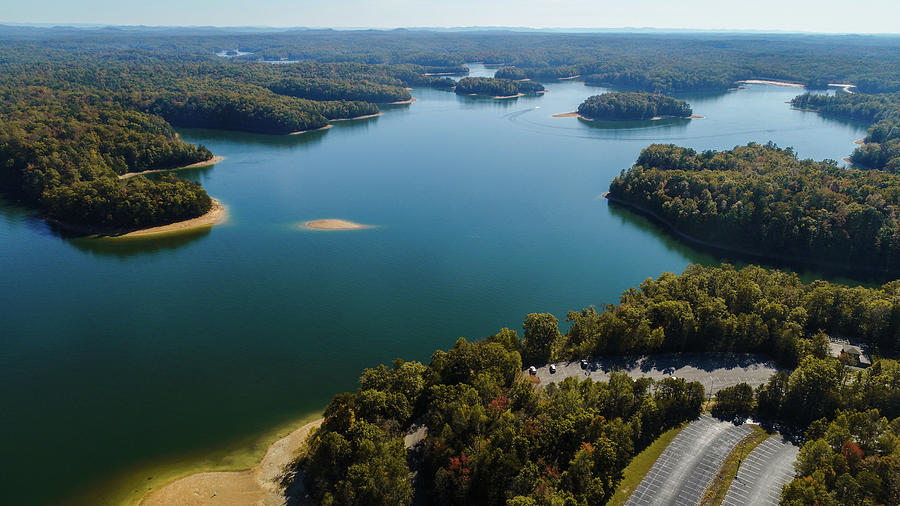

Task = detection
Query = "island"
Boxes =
[606,142,900,272]
[303,219,373,230]
[576,91,694,120]
[454,77,545,98]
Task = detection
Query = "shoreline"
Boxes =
[557,75,581,80]
[139,418,323,506]
[115,199,227,238]
[494,93,525,99]
[289,124,333,135]
[331,112,384,122]
[553,112,699,121]
[605,194,892,276]
[118,156,225,180]
[302,218,373,230]
[737,79,805,88]
[388,97,417,105]
[53,199,227,239]
[50,198,226,238]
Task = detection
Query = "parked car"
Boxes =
[549,364,556,374]
[528,366,537,375]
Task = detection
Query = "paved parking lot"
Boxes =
[722,436,799,506]
[625,415,755,506]
[535,353,780,394]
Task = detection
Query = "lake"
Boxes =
[0,64,870,504]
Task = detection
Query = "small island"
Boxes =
[577,91,693,120]
[454,77,545,98]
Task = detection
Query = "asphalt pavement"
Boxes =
[534,353,780,394]
[722,435,799,506]
[625,414,755,506]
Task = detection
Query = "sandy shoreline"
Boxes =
[389,98,417,105]
[302,219,373,230]
[557,75,581,80]
[140,419,323,506]
[289,124,333,135]
[494,93,525,99]
[331,112,384,121]
[552,111,580,118]
[52,198,227,238]
[118,156,225,180]
[116,199,227,238]
[737,79,805,88]
[854,138,866,145]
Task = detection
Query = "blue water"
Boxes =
[0,64,869,504]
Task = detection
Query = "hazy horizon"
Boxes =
[3,0,899,35]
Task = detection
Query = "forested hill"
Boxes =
[292,264,900,505]
[792,92,900,171]
[608,143,900,272]
[577,92,692,120]
[454,77,545,97]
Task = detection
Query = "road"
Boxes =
[625,415,755,506]
[534,353,780,394]
[722,435,799,506]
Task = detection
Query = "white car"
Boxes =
[549,364,557,374]
[528,366,537,375]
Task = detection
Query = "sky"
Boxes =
[3,0,899,34]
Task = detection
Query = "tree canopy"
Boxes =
[577,92,692,120]
[608,142,900,272]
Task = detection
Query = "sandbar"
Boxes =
[331,112,384,121]
[140,419,322,506]
[389,98,417,105]
[552,112,580,118]
[557,75,581,80]
[116,199,227,238]
[854,138,866,145]
[494,93,525,99]
[737,79,804,88]
[289,124,333,135]
[118,156,225,180]
[303,219,373,230]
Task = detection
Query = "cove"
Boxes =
[0,64,870,504]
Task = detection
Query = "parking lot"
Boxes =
[722,435,799,506]
[625,415,755,506]
[535,353,780,394]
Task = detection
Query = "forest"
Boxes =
[607,143,900,272]
[576,92,692,120]
[294,264,900,505]
[454,77,545,97]
[0,86,213,229]
[0,46,454,229]
[792,92,900,171]
[295,335,705,505]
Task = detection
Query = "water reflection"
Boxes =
[607,202,884,286]
[577,115,692,132]
[176,126,331,149]
[67,228,213,259]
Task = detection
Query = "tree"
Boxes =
[522,313,561,364]
[712,382,755,420]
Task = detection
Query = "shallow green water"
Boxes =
[0,65,870,504]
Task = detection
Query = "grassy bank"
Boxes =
[607,422,689,506]
[699,425,771,506]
